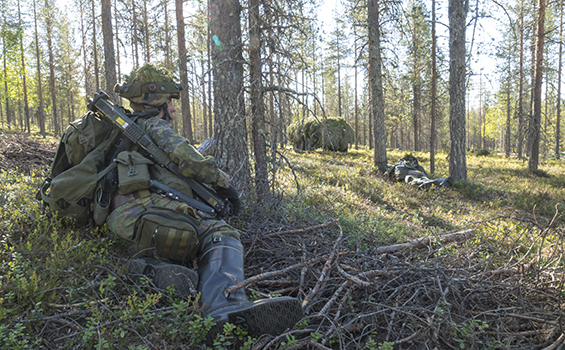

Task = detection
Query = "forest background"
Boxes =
[2,0,565,348]
[1,0,563,182]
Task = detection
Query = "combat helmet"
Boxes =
[114,63,182,119]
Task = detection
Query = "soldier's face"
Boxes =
[158,99,176,121]
[166,99,176,117]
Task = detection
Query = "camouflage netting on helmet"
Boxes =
[287,117,354,152]
[115,63,181,106]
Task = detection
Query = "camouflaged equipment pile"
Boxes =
[386,155,452,189]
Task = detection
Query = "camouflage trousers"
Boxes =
[107,189,240,263]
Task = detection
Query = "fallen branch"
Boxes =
[373,229,475,254]
[302,224,344,310]
[543,333,565,350]
[224,258,323,298]
[263,220,338,239]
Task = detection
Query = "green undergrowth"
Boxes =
[275,148,564,247]
[1,143,564,349]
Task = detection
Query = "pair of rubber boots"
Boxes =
[128,237,303,340]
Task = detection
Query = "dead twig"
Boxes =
[263,220,338,239]
[302,224,344,310]
[373,229,475,254]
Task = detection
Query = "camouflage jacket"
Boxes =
[107,114,230,241]
[139,116,230,189]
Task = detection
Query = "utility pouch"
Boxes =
[132,207,200,263]
[116,151,153,195]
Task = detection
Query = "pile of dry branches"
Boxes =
[239,218,565,349]
[0,133,56,175]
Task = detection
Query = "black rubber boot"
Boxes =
[198,237,303,340]
[127,257,198,296]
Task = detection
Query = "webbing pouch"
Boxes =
[116,151,153,195]
[133,207,199,263]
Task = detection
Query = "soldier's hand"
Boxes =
[214,185,241,216]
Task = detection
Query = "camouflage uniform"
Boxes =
[107,115,238,252]
[111,63,303,340]
[387,156,453,189]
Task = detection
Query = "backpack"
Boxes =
[37,111,122,224]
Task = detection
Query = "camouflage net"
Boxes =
[287,117,354,152]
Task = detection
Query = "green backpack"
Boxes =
[37,111,121,224]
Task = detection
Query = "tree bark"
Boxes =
[249,0,269,197]
[354,23,359,150]
[79,0,91,98]
[528,0,545,171]
[430,0,437,173]
[142,0,150,62]
[207,0,213,138]
[17,0,31,134]
[200,53,208,140]
[33,0,45,137]
[516,0,524,158]
[448,0,468,181]
[132,0,139,66]
[102,0,117,102]
[505,53,512,157]
[46,0,59,135]
[368,0,387,172]
[175,0,193,142]
[556,1,563,160]
[209,0,250,189]
[2,29,11,130]
[163,0,170,68]
[91,0,100,92]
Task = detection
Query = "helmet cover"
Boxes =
[114,63,182,106]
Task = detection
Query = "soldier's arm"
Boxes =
[142,117,230,188]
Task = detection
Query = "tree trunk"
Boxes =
[33,0,45,137]
[516,0,524,158]
[249,0,269,197]
[164,0,170,68]
[201,54,208,140]
[17,0,31,134]
[2,31,11,130]
[368,0,387,172]
[114,0,122,104]
[209,0,250,189]
[102,0,117,102]
[528,0,545,171]
[132,0,139,66]
[92,0,100,92]
[79,0,90,98]
[207,1,213,138]
[175,0,193,142]
[526,0,537,158]
[46,0,59,135]
[505,53,511,157]
[556,1,563,160]
[142,0,150,62]
[412,13,420,152]
[448,0,468,181]
[430,0,437,173]
[354,24,359,150]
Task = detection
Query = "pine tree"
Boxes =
[448,0,469,181]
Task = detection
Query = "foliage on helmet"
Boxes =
[114,63,182,106]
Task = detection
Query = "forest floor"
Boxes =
[0,132,564,350]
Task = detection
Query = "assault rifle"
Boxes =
[87,91,229,218]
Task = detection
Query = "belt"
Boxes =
[110,191,142,212]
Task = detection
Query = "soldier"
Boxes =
[386,154,453,189]
[109,63,303,339]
